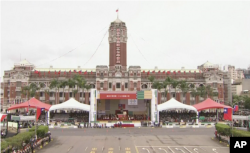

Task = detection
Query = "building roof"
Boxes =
[34,68,96,72]
[141,69,202,73]
[14,59,34,66]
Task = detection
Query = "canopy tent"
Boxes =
[47,98,90,124]
[192,98,232,111]
[8,98,51,111]
[0,113,7,122]
[158,98,198,112]
[48,98,90,112]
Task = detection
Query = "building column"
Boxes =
[85,92,89,104]
[186,92,191,105]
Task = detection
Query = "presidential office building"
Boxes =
[1,17,232,112]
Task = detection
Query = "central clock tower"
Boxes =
[108,17,127,71]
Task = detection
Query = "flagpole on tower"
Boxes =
[116,9,119,19]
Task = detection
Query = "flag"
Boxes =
[36,108,42,121]
[34,70,38,74]
[184,71,186,74]
[84,71,87,75]
[91,71,93,74]
[167,71,170,74]
[152,71,155,73]
[69,70,71,74]
[48,71,50,74]
[55,70,56,74]
[147,71,150,75]
[58,70,61,74]
[189,71,191,73]
[79,70,82,74]
[74,70,76,73]
[163,71,165,74]
[158,71,160,73]
[116,9,118,12]
[64,71,66,75]
[178,71,181,73]
[143,71,145,73]
[233,105,239,112]
[223,108,232,121]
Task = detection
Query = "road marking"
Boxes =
[67,146,73,152]
[159,148,168,153]
[136,146,228,148]
[212,148,218,153]
[135,146,139,153]
[85,147,88,151]
[194,148,199,153]
[184,147,192,153]
[142,148,150,153]
[175,148,185,153]
[102,147,104,151]
[119,146,121,150]
[168,147,175,153]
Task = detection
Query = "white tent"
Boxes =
[157,98,198,124]
[47,98,90,124]
[157,98,197,112]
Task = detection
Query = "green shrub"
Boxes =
[1,141,9,151]
[232,129,250,137]
[215,123,231,136]
[29,125,48,138]
[215,123,250,137]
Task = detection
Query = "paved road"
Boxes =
[39,128,229,153]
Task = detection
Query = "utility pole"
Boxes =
[35,105,37,139]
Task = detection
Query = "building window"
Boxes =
[59,92,63,97]
[80,93,82,97]
[109,83,112,88]
[100,83,104,88]
[134,73,136,76]
[134,82,137,88]
[116,83,121,88]
[70,92,72,97]
[125,83,128,88]
[40,92,43,97]
[50,92,53,97]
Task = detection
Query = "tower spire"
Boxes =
[116,9,119,19]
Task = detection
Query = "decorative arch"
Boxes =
[141,84,148,89]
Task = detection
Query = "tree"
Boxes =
[60,81,68,102]
[44,89,50,104]
[244,97,250,110]
[148,76,155,83]
[171,80,181,99]
[49,79,60,105]
[163,76,173,100]
[197,86,206,101]
[179,80,189,103]
[22,83,38,100]
[73,75,86,103]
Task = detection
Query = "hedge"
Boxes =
[29,125,49,138]
[215,123,250,137]
[215,123,231,136]
[1,125,49,151]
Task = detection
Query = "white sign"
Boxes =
[128,99,138,105]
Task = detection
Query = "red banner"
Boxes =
[100,93,137,99]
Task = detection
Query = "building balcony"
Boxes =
[50,97,55,100]
[15,87,21,91]
[40,97,45,101]
[59,97,65,101]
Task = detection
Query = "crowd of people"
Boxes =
[97,114,149,120]
[159,110,225,124]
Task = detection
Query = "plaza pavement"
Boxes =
[38,128,229,153]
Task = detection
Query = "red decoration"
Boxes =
[34,70,38,74]
[147,71,150,75]
[167,71,170,74]
[143,71,145,73]
[58,71,61,75]
[54,70,56,74]
[64,71,66,75]
[100,93,137,99]
[84,71,87,75]
[158,71,160,73]
[178,71,181,73]
[91,71,93,74]
[79,70,82,74]
[69,70,71,74]
[223,108,232,121]
[48,71,50,74]
[152,71,155,73]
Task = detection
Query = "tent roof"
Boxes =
[49,98,90,112]
[193,98,232,111]
[0,113,7,122]
[157,98,198,112]
[8,98,51,111]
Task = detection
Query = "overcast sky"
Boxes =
[1,1,250,78]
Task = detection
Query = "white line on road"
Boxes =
[85,147,88,151]
[136,146,228,148]
[159,148,168,153]
[194,148,199,153]
[67,146,73,152]
[175,148,185,153]
[212,148,218,153]
[119,146,121,150]
[168,147,175,153]
[184,147,192,153]
[142,148,150,153]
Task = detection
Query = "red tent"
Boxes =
[193,98,232,111]
[8,98,51,111]
[0,113,7,122]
